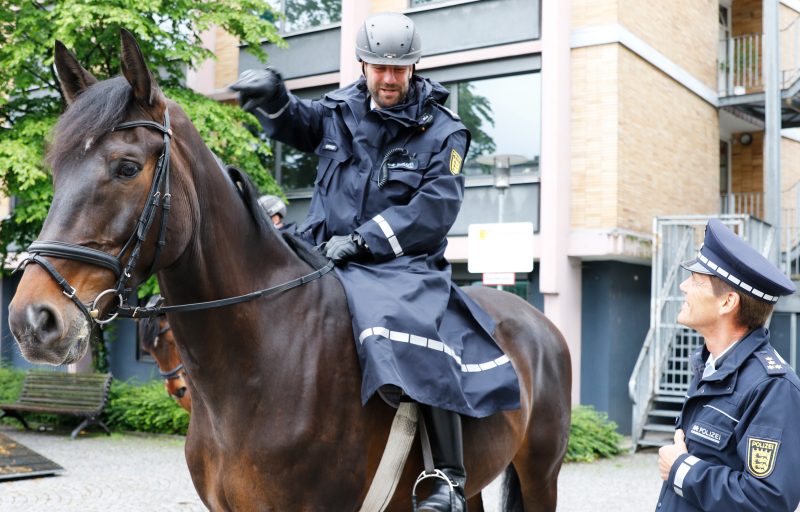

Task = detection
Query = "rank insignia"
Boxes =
[747,437,779,478]
[449,149,462,175]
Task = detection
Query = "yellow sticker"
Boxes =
[747,437,779,478]
[449,149,463,175]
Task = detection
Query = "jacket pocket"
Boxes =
[314,138,351,192]
[686,419,733,450]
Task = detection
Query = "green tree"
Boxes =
[456,82,496,162]
[0,0,285,270]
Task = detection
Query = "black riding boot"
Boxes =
[417,406,467,512]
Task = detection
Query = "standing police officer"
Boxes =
[231,12,520,512]
[656,218,800,511]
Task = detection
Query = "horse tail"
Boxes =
[500,463,524,512]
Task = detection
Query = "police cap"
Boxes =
[681,218,796,303]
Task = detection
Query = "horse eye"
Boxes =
[117,161,141,178]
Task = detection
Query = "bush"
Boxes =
[105,380,189,435]
[566,405,623,462]
[0,367,188,435]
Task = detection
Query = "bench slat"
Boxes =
[1,372,112,421]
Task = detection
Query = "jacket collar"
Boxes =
[321,75,450,128]
[692,326,770,383]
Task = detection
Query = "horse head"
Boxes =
[8,30,197,365]
[137,295,191,412]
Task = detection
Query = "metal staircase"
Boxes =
[628,215,774,450]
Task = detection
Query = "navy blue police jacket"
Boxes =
[252,75,520,417]
[656,327,800,511]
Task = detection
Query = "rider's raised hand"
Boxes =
[229,68,284,113]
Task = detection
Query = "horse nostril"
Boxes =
[174,387,187,399]
[27,304,63,343]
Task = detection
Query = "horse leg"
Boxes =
[509,421,567,512]
[467,494,484,512]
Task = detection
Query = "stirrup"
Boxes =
[411,469,459,511]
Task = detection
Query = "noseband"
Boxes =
[19,111,173,325]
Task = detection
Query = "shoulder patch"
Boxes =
[747,436,780,478]
[449,149,463,175]
[755,351,787,375]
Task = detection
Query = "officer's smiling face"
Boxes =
[678,272,721,331]
[364,63,413,109]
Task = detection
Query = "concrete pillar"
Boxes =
[540,0,581,404]
[763,0,781,265]
[339,0,372,86]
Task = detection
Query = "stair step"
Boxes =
[637,438,672,448]
[643,423,677,433]
[656,390,687,397]
[653,395,685,404]
[648,409,680,418]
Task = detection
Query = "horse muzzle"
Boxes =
[8,300,91,365]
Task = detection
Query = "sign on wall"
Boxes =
[467,223,534,285]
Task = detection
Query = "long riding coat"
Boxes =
[253,75,520,417]
[656,327,800,511]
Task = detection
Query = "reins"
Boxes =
[117,260,334,318]
[18,108,334,324]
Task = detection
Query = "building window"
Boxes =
[266,0,342,33]
[443,73,540,177]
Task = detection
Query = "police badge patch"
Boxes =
[449,149,462,175]
[747,437,780,478]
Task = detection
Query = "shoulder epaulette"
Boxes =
[754,350,787,376]
[433,103,461,122]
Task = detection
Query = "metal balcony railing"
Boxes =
[718,17,800,96]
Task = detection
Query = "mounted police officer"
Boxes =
[231,12,520,511]
[656,218,800,511]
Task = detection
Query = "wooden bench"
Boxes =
[0,371,113,440]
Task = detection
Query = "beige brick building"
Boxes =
[188,0,800,438]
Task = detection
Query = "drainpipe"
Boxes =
[764,0,781,264]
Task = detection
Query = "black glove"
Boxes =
[325,233,369,264]
[229,68,284,113]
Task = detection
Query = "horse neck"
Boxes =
[158,120,307,308]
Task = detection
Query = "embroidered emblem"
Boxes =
[747,437,779,478]
[449,149,462,175]
[324,142,338,151]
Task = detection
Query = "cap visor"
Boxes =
[681,258,713,275]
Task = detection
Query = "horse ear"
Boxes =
[53,41,98,105]
[119,29,161,106]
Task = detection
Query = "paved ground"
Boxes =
[0,425,765,511]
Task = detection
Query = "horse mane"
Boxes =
[138,314,162,352]
[47,76,133,170]
[226,165,329,269]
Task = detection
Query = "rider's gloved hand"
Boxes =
[325,233,370,264]
[229,68,285,114]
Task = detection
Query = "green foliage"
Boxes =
[105,380,189,435]
[0,0,284,271]
[566,405,624,463]
[0,366,25,403]
[0,367,188,434]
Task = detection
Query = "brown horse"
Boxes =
[8,31,571,511]
[138,295,191,413]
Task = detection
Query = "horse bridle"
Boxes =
[20,109,333,326]
[20,111,174,325]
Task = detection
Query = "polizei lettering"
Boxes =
[691,424,721,444]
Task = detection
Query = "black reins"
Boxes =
[19,109,333,325]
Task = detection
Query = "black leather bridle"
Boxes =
[20,109,333,326]
[21,111,174,325]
